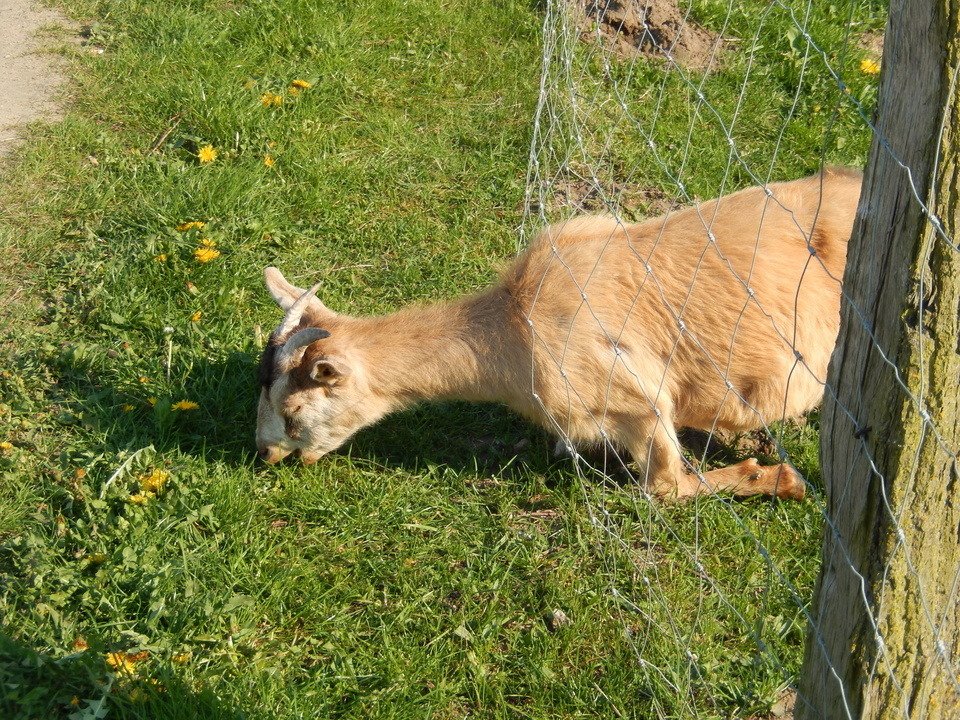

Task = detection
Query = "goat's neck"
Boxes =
[349,289,517,409]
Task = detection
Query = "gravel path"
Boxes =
[0,0,71,156]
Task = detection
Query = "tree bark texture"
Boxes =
[796,1,960,718]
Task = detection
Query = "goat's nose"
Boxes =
[257,446,283,464]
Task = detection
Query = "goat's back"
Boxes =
[503,168,861,437]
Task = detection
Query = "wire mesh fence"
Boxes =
[519,1,958,716]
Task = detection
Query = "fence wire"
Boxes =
[520,1,959,716]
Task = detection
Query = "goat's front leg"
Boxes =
[616,406,688,498]
[697,458,806,500]
[620,411,805,501]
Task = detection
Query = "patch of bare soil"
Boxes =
[553,177,676,217]
[859,31,884,60]
[531,174,677,220]
[746,688,796,720]
[579,0,723,72]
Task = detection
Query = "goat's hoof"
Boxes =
[770,463,806,501]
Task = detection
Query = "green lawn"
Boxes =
[0,0,884,717]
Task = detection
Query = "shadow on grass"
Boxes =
[345,400,571,478]
[343,402,787,482]
[50,345,577,478]
[48,349,261,466]
[0,632,243,720]
[50,346,784,483]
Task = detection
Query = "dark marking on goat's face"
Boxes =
[256,326,355,464]
[258,335,281,389]
[283,409,303,440]
[257,326,330,390]
[289,359,315,392]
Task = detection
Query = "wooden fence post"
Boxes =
[796,1,960,717]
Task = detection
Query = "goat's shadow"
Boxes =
[50,344,584,481]
[48,348,261,467]
[339,402,783,485]
[49,346,786,484]
[343,400,572,479]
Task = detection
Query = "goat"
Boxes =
[256,167,861,500]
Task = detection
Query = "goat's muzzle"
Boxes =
[257,445,323,465]
[257,445,289,464]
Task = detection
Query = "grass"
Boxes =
[0,0,884,717]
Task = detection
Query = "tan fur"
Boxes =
[257,168,862,500]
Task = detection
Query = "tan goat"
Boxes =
[256,167,861,500]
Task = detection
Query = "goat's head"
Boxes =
[256,268,376,464]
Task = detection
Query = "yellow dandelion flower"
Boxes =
[147,396,158,406]
[105,652,139,674]
[70,696,80,707]
[176,221,206,232]
[74,468,87,479]
[197,145,218,164]
[263,154,275,168]
[154,253,167,262]
[140,468,170,493]
[194,246,221,263]
[0,441,13,452]
[190,310,202,322]
[199,237,217,247]
[260,92,283,107]
[127,492,153,505]
[139,376,150,384]
[121,403,135,412]
[288,86,300,96]
[171,400,200,411]
[171,652,191,664]
[72,637,89,652]
[290,79,311,89]
[860,58,881,75]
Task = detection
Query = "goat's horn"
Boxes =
[277,282,323,339]
[277,327,330,369]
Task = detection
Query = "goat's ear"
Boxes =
[310,356,350,387]
[264,267,334,316]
